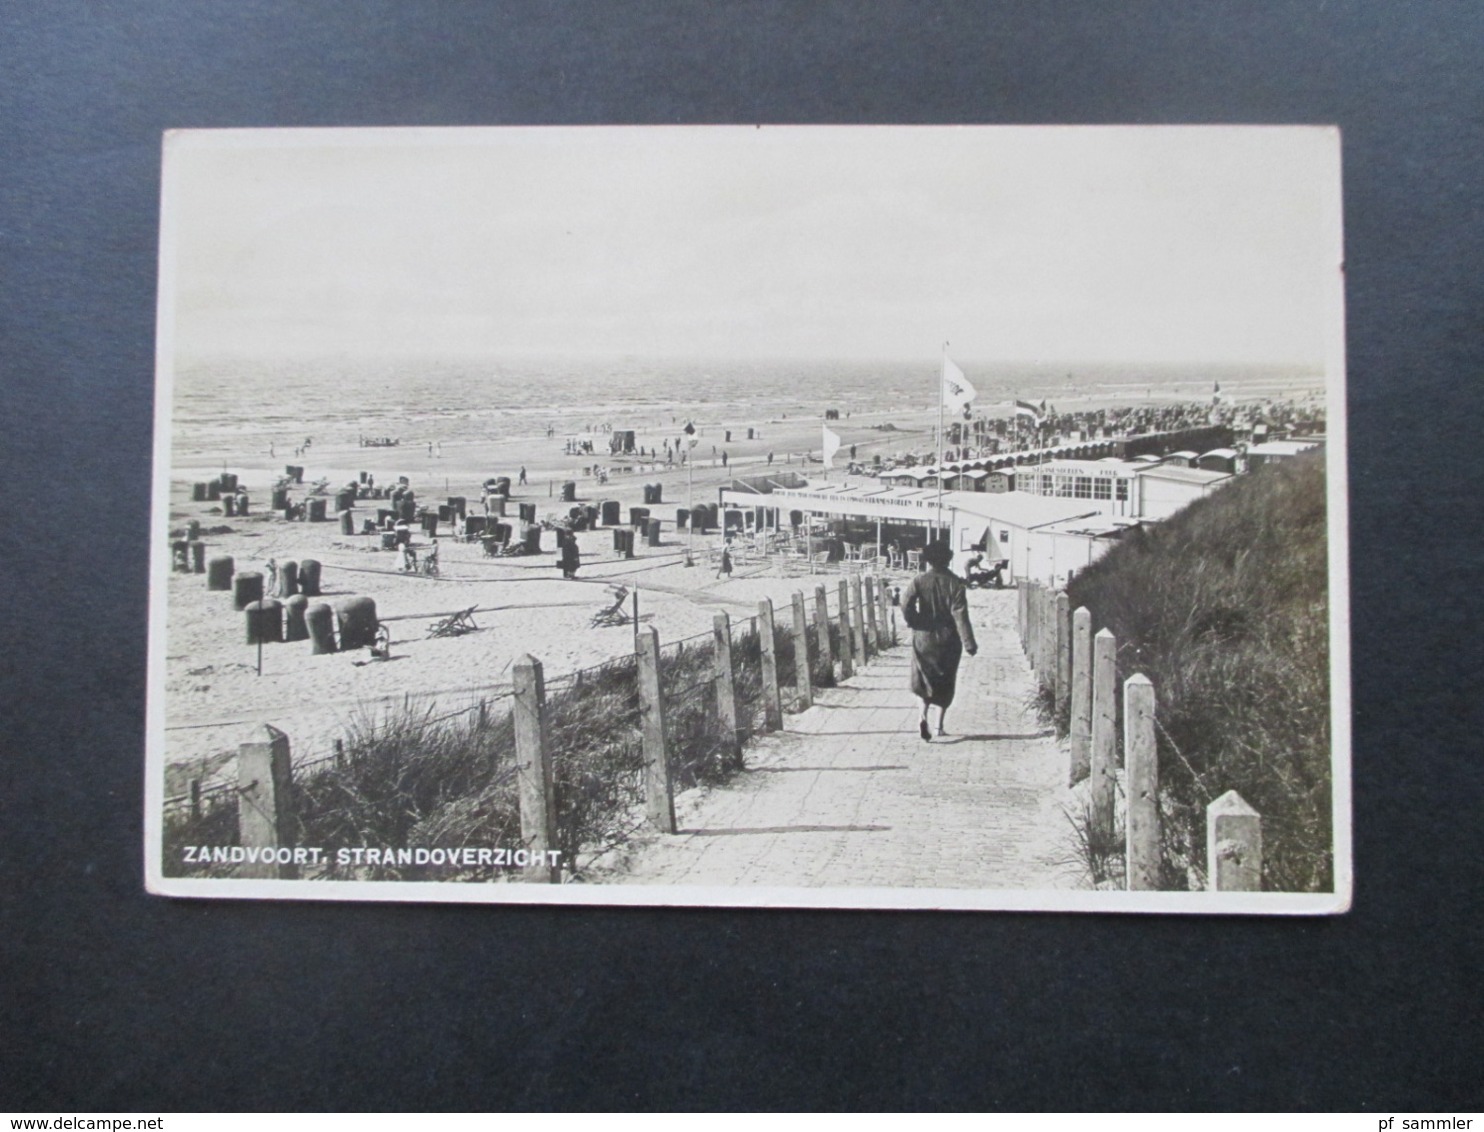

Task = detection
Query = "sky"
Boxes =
[163,125,1342,367]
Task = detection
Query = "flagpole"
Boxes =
[937,342,947,541]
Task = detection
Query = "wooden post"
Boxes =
[237,725,293,880]
[1041,588,1052,684]
[1090,628,1117,832]
[877,581,894,647]
[636,628,677,833]
[1040,588,1055,690]
[813,584,834,682]
[862,576,878,655]
[712,612,741,766]
[1207,790,1262,891]
[849,575,866,666]
[1069,608,1094,785]
[513,654,561,879]
[790,592,813,710]
[189,778,202,822]
[836,580,854,680]
[1027,584,1039,668]
[1018,581,1028,645]
[757,599,784,731]
[1055,592,1072,718]
[1124,673,1160,890]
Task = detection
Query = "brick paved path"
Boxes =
[592,589,1085,891]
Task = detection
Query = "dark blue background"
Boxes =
[2,2,1480,1111]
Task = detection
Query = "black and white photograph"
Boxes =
[146,125,1348,912]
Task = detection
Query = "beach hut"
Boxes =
[1196,448,1239,474]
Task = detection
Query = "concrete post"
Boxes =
[237,725,293,880]
[790,592,813,711]
[712,612,741,766]
[636,628,677,833]
[1207,790,1262,892]
[757,599,784,731]
[813,584,834,682]
[849,575,866,667]
[1124,673,1160,890]
[1055,592,1072,718]
[1090,628,1118,836]
[1069,608,1093,785]
[513,654,561,880]
[836,580,854,680]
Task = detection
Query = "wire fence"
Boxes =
[162,583,900,883]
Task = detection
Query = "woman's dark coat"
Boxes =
[900,568,977,707]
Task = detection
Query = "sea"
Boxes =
[170,354,1325,458]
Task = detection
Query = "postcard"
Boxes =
[146,125,1349,912]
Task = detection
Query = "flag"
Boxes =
[1014,399,1042,423]
[822,425,841,468]
[942,355,976,414]
[683,420,698,448]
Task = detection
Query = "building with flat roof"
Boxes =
[1135,464,1235,520]
[1246,439,1321,468]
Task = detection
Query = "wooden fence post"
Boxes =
[1207,790,1262,891]
[237,724,293,880]
[1031,585,1043,670]
[636,627,677,833]
[790,591,813,711]
[813,584,834,681]
[849,575,866,666]
[836,580,854,680]
[757,599,784,731]
[1026,584,1038,664]
[1018,580,1028,646]
[862,576,878,655]
[1041,588,1055,690]
[1124,673,1159,890]
[712,612,741,766]
[513,654,561,880]
[1090,628,1117,829]
[1055,592,1072,718]
[1069,608,1093,785]
[1028,585,1041,671]
[877,580,894,647]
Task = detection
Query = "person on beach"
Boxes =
[558,532,580,579]
[716,546,733,581]
[518,466,527,486]
[900,540,977,741]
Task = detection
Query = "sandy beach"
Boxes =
[161,404,934,790]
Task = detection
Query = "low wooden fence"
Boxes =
[1017,581,1263,893]
[165,574,900,883]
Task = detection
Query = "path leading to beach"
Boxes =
[596,590,1082,891]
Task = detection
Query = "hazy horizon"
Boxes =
[164,126,1342,370]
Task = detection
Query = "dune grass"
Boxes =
[1065,452,1333,892]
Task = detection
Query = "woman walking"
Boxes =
[900,540,977,740]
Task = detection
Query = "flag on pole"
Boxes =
[683,421,698,448]
[942,355,976,415]
[822,425,842,468]
[1014,399,1043,423]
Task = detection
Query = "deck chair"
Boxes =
[428,606,479,638]
[590,586,631,627]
